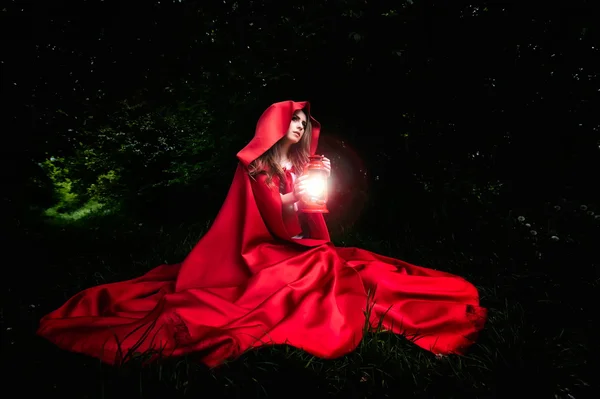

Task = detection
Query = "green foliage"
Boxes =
[40,157,107,220]
[52,90,227,209]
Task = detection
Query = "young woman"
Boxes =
[248,107,330,239]
[38,101,486,367]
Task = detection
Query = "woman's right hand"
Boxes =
[293,174,309,202]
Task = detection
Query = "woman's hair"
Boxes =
[248,110,312,188]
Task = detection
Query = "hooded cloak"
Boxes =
[37,101,486,367]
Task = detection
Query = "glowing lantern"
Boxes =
[300,155,329,213]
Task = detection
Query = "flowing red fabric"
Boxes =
[37,101,486,367]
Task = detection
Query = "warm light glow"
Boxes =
[300,156,329,213]
[306,176,326,198]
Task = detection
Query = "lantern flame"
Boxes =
[306,176,326,198]
[300,155,329,213]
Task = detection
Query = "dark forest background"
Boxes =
[1,0,598,398]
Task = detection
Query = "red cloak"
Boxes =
[37,101,486,367]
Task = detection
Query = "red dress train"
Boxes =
[37,101,486,367]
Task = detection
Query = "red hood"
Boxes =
[236,100,321,167]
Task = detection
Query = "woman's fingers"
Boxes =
[321,157,331,173]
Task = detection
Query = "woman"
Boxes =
[38,100,486,367]
[248,106,330,239]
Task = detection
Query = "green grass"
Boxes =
[41,176,110,222]
[44,199,106,221]
[3,199,596,398]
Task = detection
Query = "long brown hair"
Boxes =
[248,110,312,188]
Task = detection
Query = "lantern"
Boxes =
[300,155,329,213]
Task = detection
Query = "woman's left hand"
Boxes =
[322,156,331,177]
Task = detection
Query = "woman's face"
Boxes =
[284,110,307,144]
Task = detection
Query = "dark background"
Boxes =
[1,0,598,397]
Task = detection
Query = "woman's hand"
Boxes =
[281,175,309,205]
[322,156,331,177]
[293,174,309,201]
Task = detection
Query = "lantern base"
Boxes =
[300,205,329,214]
[301,209,329,214]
